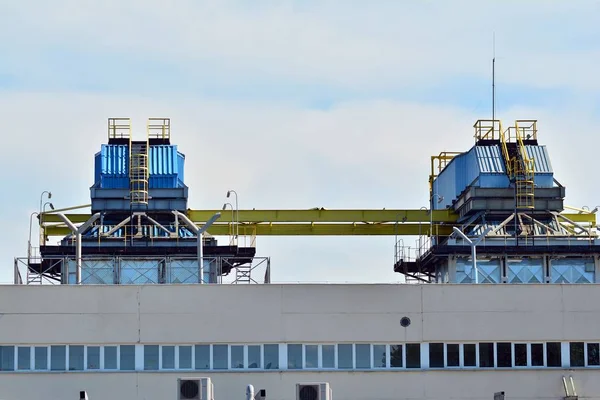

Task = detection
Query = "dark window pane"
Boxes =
[231,345,244,369]
[213,345,228,369]
[588,343,600,366]
[479,343,494,368]
[248,345,261,369]
[34,347,47,370]
[264,344,279,370]
[17,347,30,370]
[446,344,459,367]
[570,342,584,367]
[515,344,527,366]
[497,343,512,368]
[464,344,476,367]
[337,344,353,369]
[0,346,14,371]
[50,345,65,371]
[287,344,302,369]
[390,345,403,368]
[429,343,444,368]
[322,345,334,368]
[162,346,175,369]
[87,346,100,370]
[104,346,117,370]
[305,345,317,368]
[373,345,386,368]
[179,346,192,369]
[547,342,561,367]
[194,345,210,370]
[531,343,544,366]
[144,345,159,370]
[406,344,420,368]
[356,344,371,369]
[69,345,84,370]
[120,345,135,371]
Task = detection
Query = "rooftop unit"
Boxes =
[396,119,600,284]
[19,118,268,286]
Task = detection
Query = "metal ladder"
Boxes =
[129,141,149,205]
[500,122,535,210]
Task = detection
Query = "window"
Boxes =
[162,346,175,369]
[179,346,192,369]
[429,343,444,368]
[69,345,84,371]
[231,345,244,369]
[588,343,600,366]
[248,345,261,369]
[322,345,335,368]
[514,344,527,367]
[264,344,279,370]
[87,346,100,370]
[464,344,476,367]
[194,345,210,370]
[0,346,14,371]
[406,344,420,368]
[213,345,228,369]
[547,342,561,367]
[373,344,386,368]
[479,343,494,368]
[144,345,159,370]
[17,347,30,370]
[287,344,302,369]
[104,346,117,370]
[34,347,47,370]
[570,342,584,367]
[497,343,512,368]
[120,345,135,371]
[446,344,459,367]
[531,343,544,366]
[390,345,403,368]
[356,344,370,369]
[337,344,353,369]
[50,345,66,371]
[305,345,318,368]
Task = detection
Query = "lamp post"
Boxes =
[38,191,51,247]
[28,212,39,263]
[226,190,239,238]
[429,194,444,243]
[222,202,235,245]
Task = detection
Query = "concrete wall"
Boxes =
[0,283,599,399]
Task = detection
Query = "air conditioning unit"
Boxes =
[296,383,332,400]
[177,377,214,400]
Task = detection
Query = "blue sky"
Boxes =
[1,0,600,283]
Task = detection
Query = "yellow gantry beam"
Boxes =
[39,209,596,236]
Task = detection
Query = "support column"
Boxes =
[594,255,600,283]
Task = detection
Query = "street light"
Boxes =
[226,190,239,238]
[429,194,444,240]
[43,202,54,212]
[28,212,39,263]
[222,202,235,245]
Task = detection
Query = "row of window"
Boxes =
[0,342,597,372]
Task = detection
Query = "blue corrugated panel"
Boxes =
[525,145,553,173]
[94,152,101,185]
[177,152,185,185]
[101,144,129,176]
[433,152,460,209]
[149,145,179,189]
[475,145,506,174]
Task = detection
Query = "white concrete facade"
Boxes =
[0,283,599,400]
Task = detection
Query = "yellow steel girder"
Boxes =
[39,208,596,237]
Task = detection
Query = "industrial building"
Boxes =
[8,118,600,400]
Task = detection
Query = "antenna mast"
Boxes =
[492,33,496,121]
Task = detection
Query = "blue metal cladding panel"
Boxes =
[475,145,506,173]
[101,144,129,176]
[433,153,458,210]
[177,152,185,185]
[525,145,553,173]
[94,152,101,185]
[149,145,178,189]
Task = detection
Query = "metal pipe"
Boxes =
[227,190,239,238]
[56,212,100,285]
[75,232,82,284]
[28,212,39,263]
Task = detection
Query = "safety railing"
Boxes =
[473,119,502,141]
[108,118,131,140]
[13,256,270,285]
[147,118,171,141]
